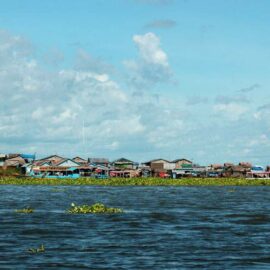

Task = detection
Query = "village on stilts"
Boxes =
[0,153,269,180]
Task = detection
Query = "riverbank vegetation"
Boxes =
[1,177,270,186]
[0,168,21,177]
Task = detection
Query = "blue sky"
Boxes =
[0,0,270,165]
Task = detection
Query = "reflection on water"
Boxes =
[1,186,270,269]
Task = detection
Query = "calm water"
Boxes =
[1,186,270,269]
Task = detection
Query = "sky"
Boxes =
[0,0,270,165]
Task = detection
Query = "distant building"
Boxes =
[4,155,26,168]
[72,156,88,165]
[173,159,192,169]
[34,155,66,166]
[143,159,174,170]
[88,158,109,167]
[0,154,6,167]
[54,159,81,167]
[224,164,251,178]
[112,158,137,170]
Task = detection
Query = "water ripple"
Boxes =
[1,186,270,269]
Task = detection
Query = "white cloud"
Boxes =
[1,29,270,165]
[59,70,109,83]
[124,32,172,88]
[133,32,168,66]
[214,103,248,121]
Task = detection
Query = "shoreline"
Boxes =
[0,177,270,186]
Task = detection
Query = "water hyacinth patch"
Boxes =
[67,203,123,214]
[28,244,45,253]
[1,177,270,186]
[15,207,34,214]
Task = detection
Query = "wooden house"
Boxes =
[239,162,252,168]
[246,165,270,178]
[4,155,26,168]
[142,159,175,177]
[210,164,224,170]
[72,156,88,165]
[143,159,174,170]
[0,154,6,167]
[31,158,82,179]
[54,159,81,167]
[88,158,109,167]
[110,169,140,178]
[7,153,21,159]
[224,165,251,178]
[192,166,207,177]
[224,162,234,168]
[112,158,137,170]
[173,159,192,169]
[34,155,65,166]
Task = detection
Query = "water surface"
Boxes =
[1,186,270,269]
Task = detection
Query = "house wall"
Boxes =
[165,163,176,170]
[175,160,192,169]
[114,163,133,169]
[4,156,26,167]
[151,163,164,170]
[150,160,175,170]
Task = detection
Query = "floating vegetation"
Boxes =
[28,244,45,253]
[1,177,270,186]
[67,203,123,214]
[15,207,34,214]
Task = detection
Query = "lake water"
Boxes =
[1,186,270,269]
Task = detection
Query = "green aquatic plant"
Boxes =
[15,207,34,214]
[1,176,270,186]
[28,244,45,253]
[67,203,123,214]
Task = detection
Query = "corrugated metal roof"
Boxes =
[113,158,134,164]
[89,158,109,163]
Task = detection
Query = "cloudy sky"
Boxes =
[1,0,270,165]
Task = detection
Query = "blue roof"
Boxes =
[67,167,78,171]
[21,154,35,159]
[252,166,264,171]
